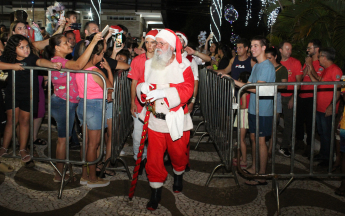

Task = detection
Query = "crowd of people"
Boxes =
[0,8,344,210]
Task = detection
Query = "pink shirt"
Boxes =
[76,66,104,99]
[51,56,79,103]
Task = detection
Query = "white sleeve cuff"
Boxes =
[136,83,145,103]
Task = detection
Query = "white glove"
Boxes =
[140,83,154,94]
[146,89,166,102]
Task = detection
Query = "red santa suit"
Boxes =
[136,43,194,189]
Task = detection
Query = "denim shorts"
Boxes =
[77,98,107,130]
[51,94,78,138]
[248,113,273,137]
[106,101,113,120]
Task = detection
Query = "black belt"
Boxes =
[153,104,186,120]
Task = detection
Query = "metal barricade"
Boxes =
[236,81,345,214]
[4,66,107,198]
[197,69,239,186]
[100,70,132,179]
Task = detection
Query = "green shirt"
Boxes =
[275,65,288,82]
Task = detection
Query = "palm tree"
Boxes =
[267,0,345,67]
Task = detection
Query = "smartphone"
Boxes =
[60,10,65,17]
[101,25,109,37]
[114,33,123,48]
[71,23,81,30]
[143,32,146,37]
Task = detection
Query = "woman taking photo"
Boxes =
[43,32,103,182]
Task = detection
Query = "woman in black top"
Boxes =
[0,35,61,162]
[217,44,231,70]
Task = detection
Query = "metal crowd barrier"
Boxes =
[197,69,239,186]
[100,70,132,179]
[236,81,345,215]
[4,66,107,198]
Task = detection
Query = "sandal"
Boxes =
[0,147,8,157]
[0,162,14,173]
[104,170,116,177]
[19,149,31,163]
[33,138,47,145]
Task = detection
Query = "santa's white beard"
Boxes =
[151,48,173,71]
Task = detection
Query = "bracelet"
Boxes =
[194,51,199,56]
[190,97,196,104]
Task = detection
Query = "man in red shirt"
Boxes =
[307,47,342,166]
[297,39,324,157]
[279,41,303,157]
[127,30,158,174]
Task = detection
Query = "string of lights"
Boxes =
[209,0,222,42]
[245,0,252,26]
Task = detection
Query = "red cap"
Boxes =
[176,31,188,46]
[145,29,159,40]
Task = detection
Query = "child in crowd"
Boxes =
[234,71,251,168]
[76,35,113,188]
[42,32,102,183]
[0,34,61,162]
[65,11,81,43]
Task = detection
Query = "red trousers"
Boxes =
[146,129,190,183]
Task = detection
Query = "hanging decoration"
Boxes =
[209,0,222,43]
[245,0,252,26]
[230,34,241,44]
[267,7,280,28]
[257,0,266,26]
[90,0,102,25]
[224,5,238,24]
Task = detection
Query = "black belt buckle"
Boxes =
[155,112,166,120]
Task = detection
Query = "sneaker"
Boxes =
[279,148,291,157]
[87,178,110,188]
[80,177,88,185]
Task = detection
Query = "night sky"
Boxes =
[166,0,267,48]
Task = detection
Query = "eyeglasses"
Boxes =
[156,41,168,47]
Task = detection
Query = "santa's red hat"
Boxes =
[145,29,159,40]
[155,28,184,68]
[176,31,188,46]
[110,25,123,33]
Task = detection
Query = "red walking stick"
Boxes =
[128,105,151,200]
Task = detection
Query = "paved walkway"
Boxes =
[0,116,344,216]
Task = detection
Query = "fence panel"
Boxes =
[236,81,345,214]
[4,66,107,198]
[198,69,239,186]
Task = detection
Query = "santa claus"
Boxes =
[136,29,194,210]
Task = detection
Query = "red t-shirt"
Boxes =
[280,57,303,97]
[240,93,250,109]
[127,53,147,113]
[300,60,324,98]
[317,64,342,113]
[73,30,81,43]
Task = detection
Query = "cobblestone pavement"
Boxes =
[0,115,344,216]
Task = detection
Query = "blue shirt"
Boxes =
[248,59,276,116]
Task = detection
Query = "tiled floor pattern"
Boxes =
[0,116,344,216]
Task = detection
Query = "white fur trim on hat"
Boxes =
[176,32,188,46]
[179,62,185,68]
[145,35,155,40]
[155,29,176,48]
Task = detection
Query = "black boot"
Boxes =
[146,187,162,211]
[173,174,183,193]
[138,158,147,175]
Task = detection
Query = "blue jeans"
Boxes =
[51,94,78,138]
[316,111,333,160]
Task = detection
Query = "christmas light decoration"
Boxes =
[209,0,223,42]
